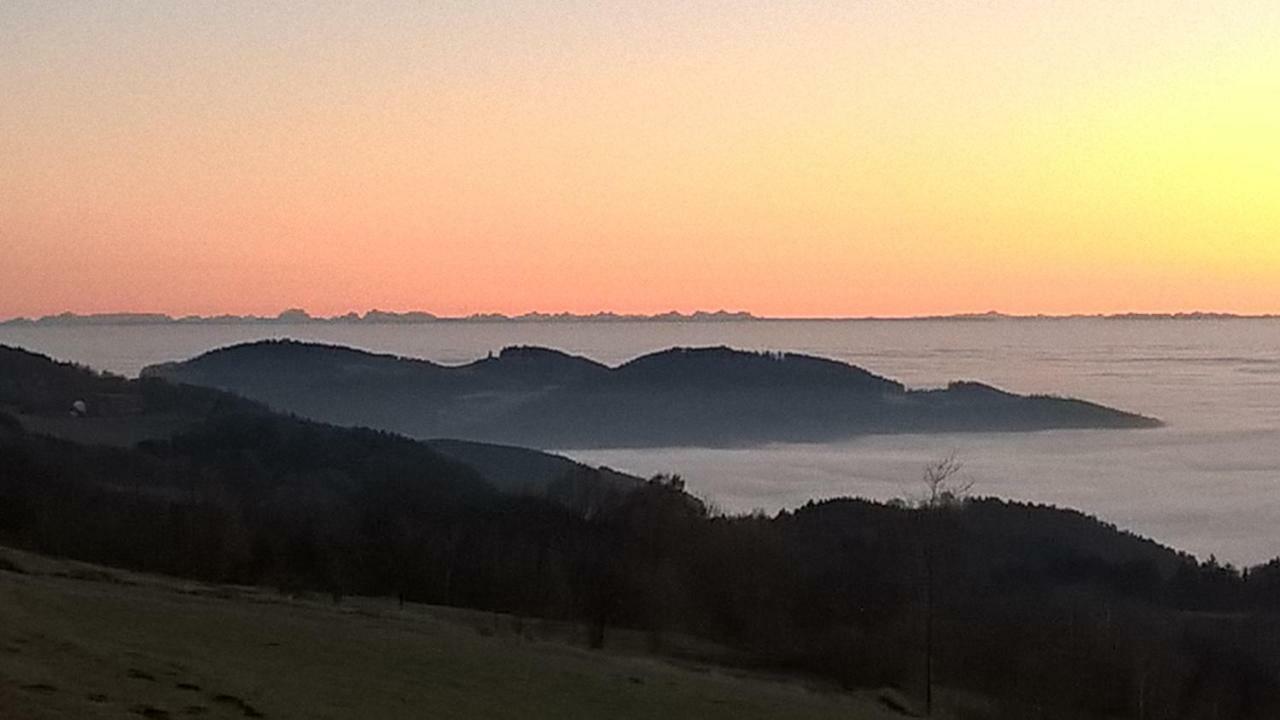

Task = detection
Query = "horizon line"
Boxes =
[4,308,1280,326]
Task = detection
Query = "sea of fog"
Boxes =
[2,319,1278,565]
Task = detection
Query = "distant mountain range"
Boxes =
[145,341,1161,448]
[0,309,757,326]
[4,309,1277,326]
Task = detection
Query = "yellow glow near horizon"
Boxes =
[1,1,1277,318]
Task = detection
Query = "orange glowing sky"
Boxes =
[2,1,1277,318]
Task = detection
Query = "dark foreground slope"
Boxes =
[0,550,898,720]
[144,341,1160,448]
[5,344,1280,718]
[0,344,631,595]
[5,406,1280,717]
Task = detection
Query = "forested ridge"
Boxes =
[2,344,1279,718]
[144,340,1160,447]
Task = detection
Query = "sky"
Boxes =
[2,1,1277,318]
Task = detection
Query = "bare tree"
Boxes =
[921,452,972,510]
[919,453,972,717]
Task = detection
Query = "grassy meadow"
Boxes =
[0,548,906,720]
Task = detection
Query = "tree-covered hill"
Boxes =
[145,340,1161,447]
[4,343,1279,717]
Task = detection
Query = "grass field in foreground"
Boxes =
[0,548,904,720]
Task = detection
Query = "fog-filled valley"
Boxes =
[5,338,1280,718]
[4,318,1277,565]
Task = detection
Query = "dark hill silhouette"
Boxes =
[0,344,636,497]
[0,343,261,419]
[422,438,638,497]
[144,340,1160,448]
[472,346,611,384]
[612,346,901,391]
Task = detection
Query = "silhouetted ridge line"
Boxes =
[145,341,1160,448]
[8,309,1279,325]
[0,309,757,325]
[0,343,638,499]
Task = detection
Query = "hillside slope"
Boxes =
[0,344,634,496]
[0,549,901,720]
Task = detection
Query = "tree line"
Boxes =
[2,409,1280,718]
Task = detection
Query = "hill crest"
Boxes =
[145,341,1160,448]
